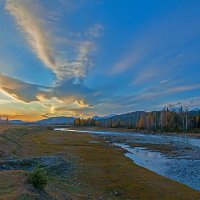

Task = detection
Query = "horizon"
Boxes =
[7,106,200,123]
[1,0,200,121]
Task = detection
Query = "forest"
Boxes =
[74,107,200,133]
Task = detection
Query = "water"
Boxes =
[115,143,200,191]
[54,128,200,148]
[54,128,200,191]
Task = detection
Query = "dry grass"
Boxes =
[0,125,199,199]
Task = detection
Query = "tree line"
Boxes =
[73,107,200,133]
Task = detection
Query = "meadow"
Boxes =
[0,125,199,199]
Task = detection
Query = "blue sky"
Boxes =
[0,0,200,121]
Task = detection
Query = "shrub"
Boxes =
[12,149,16,155]
[27,168,47,189]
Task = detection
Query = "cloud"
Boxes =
[165,84,200,94]
[0,73,48,103]
[0,73,199,118]
[0,74,94,102]
[0,74,98,116]
[110,4,200,78]
[5,1,56,75]
[134,83,200,103]
[160,78,174,84]
[87,24,104,38]
[5,0,98,81]
[93,81,200,114]
[110,42,146,74]
[158,96,200,110]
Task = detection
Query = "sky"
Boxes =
[0,0,200,121]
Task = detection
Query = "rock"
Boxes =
[114,190,123,196]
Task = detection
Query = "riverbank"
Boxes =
[0,125,199,199]
[67,126,200,138]
[87,128,200,190]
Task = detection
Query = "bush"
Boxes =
[27,168,47,189]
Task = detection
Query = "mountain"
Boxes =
[105,111,145,122]
[92,116,102,120]
[170,107,181,113]
[192,108,200,112]
[92,114,115,120]
[104,114,115,119]
[9,120,26,124]
[36,116,74,125]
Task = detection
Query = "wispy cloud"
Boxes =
[93,81,200,114]
[110,5,200,81]
[160,78,174,84]
[86,24,104,38]
[5,1,57,76]
[5,0,100,81]
[165,84,200,94]
[158,96,200,110]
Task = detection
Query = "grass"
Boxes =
[0,125,199,199]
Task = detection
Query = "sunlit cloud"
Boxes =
[0,73,47,103]
[0,74,98,118]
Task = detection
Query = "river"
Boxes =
[54,128,200,191]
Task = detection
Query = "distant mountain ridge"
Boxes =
[92,114,115,120]
[9,114,116,125]
[8,108,200,125]
[9,120,25,124]
[9,116,74,125]
[36,116,74,125]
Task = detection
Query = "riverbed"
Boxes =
[54,128,200,191]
